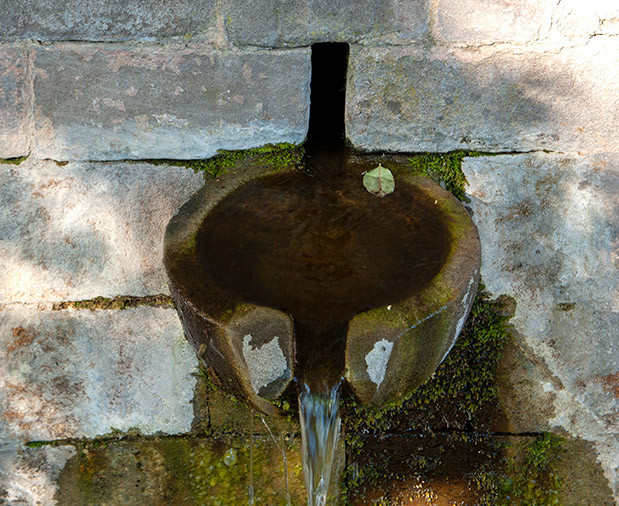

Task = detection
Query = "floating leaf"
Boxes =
[363,163,395,198]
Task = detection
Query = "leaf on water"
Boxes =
[363,163,395,198]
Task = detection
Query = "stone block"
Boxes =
[0,442,76,504]
[436,0,552,44]
[464,152,618,496]
[0,159,204,303]
[32,43,311,160]
[0,305,198,441]
[346,37,619,153]
[224,0,429,47]
[0,0,217,42]
[0,45,30,158]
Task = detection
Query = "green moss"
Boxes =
[474,433,564,506]
[147,142,304,179]
[0,156,27,165]
[406,151,490,201]
[342,284,511,441]
[52,294,173,311]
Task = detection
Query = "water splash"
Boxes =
[299,382,342,506]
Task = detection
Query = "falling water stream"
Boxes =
[299,382,342,505]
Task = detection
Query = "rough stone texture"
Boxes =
[436,0,553,44]
[346,37,619,154]
[0,305,198,441]
[0,45,30,159]
[0,159,204,303]
[54,436,306,505]
[224,0,429,47]
[32,43,311,161]
[0,0,217,42]
[464,152,618,498]
[0,442,76,505]
[548,0,619,42]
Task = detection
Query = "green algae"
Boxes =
[55,435,306,506]
[147,142,303,179]
[52,294,173,311]
[342,284,511,442]
[0,156,27,165]
[406,150,491,201]
[474,433,565,506]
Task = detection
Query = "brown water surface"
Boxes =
[196,151,451,388]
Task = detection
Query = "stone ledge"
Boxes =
[0,159,204,304]
[0,305,198,442]
[346,37,619,153]
[0,44,30,159]
[0,0,218,43]
[464,152,618,497]
[31,43,311,161]
[224,0,430,47]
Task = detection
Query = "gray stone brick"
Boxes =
[0,159,204,303]
[0,442,75,504]
[0,0,217,42]
[436,0,552,44]
[32,43,311,160]
[464,153,618,494]
[0,45,30,158]
[224,0,429,47]
[346,38,619,153]
[0,305,198,441]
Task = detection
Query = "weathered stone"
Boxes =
[0,159,204,303]
[464,152,618,498]
[0,442,76,505]
[346,38,619,153]
[436,0,552,44]
[0,45,30,159]
[32,43,311,160]
[0,305,198,441]
[165,152,480,413]
[224,0,429,47]
[548,0,619,42]
[0,0,217,42]
[54,436,306,505]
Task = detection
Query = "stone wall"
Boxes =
[1,0,617,503]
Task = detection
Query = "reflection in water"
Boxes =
[299,381,342,506]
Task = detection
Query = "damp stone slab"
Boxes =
[346,37,619,154]
[224,0,429,47]
[0,44,30,159]
[464,152,619,497]
[0,442,76,505]
[0,305,198,442]
[0,159,204,303]
[31,43,311,161]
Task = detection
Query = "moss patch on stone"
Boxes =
[55,434,306,505]
[146,142,304,179]
[342,285,511,442]
[52,294,173,311]
[473,433,564,506]
[406,151,491,201]
[0,156,27,165]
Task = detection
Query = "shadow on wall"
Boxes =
[345,40,617,154]
[0,159,204,303]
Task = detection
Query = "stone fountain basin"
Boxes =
[164,155,480,416]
